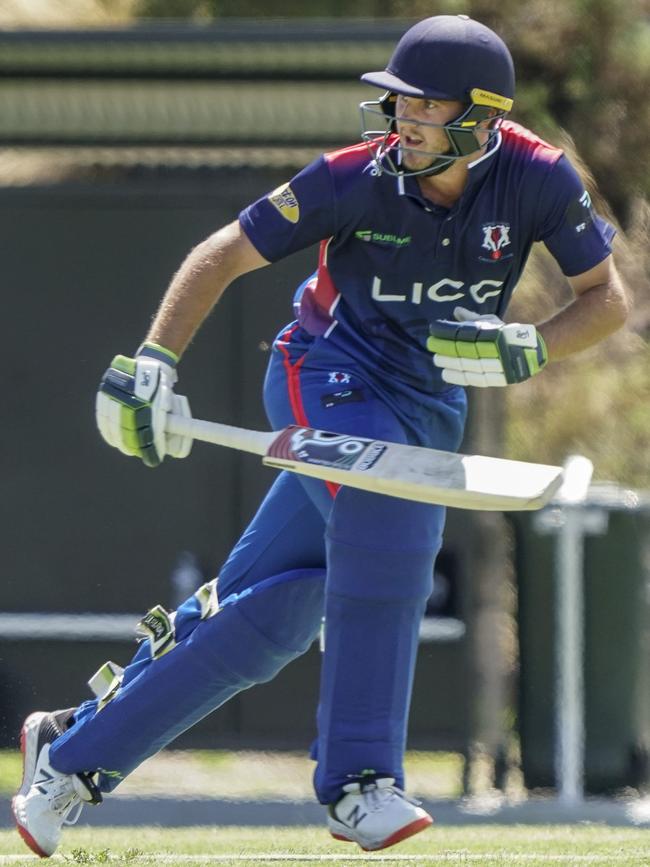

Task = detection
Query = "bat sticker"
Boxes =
[268,426,384,471]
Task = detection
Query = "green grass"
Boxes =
[0,753,20,797]
[0,750,464,800]
[2,826,650,865]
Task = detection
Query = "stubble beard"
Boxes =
[398,129,451,173]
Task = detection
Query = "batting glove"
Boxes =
[96,342,192,467]
[427,306,548,387]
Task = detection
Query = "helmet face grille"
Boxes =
[359,94,505,179]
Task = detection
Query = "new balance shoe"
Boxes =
[12,710,102,858]
[327,776,433,851]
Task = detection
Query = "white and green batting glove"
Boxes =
[95,342,192,467]
[427,306,548,388]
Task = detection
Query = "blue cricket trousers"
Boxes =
[50,326,466,804]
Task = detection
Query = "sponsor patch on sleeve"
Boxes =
[268,183,300,224]
[566,190,595,235]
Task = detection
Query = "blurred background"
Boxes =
[0,0,649,803]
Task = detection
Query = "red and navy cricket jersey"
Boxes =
[240,121,614,394]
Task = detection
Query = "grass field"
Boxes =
[2,825,650,866]
[0,750,465,800]
[2,751,649,864]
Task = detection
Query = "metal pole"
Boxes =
[555,503,585,804]
[552,455,594,806]
[535,457,610,805]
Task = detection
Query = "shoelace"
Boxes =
[62,801,84,827]
[356,780,413,813]
[48,785,83,826]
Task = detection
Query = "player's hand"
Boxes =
[427,306,548,387]
[95,342,192,467]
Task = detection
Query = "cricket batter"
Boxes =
[14,15,628,856]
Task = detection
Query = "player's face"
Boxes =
[394,95,465,171]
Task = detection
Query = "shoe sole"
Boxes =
[13,817,49,859]
[330,814,433,851]
[11,713,53,858]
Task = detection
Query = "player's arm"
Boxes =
[97,153,337,464]
[96,221,270,467]
[146,220,269,359]
[537,254,629,361]
[427,255,629,388]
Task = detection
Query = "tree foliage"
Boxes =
[132,0,649,222]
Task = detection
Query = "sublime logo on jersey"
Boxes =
[355,229,411,248]
[480,222,512,262]
[268,184,300,224]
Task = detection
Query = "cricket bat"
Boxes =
[165,413,563,511]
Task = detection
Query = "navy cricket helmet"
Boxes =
[360,15,515,177]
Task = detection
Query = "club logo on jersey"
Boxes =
[328,371,351,384]
[268,183,300,224]
[355,229,411,248]
[480,222,512,262]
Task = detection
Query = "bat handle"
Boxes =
[166,412,273,457]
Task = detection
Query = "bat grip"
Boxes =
[166,413,272,457]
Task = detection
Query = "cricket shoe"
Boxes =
[12,710,102,858]
[327,776,433,851]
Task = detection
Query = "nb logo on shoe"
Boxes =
[345,805,368,828]
[35,768,54,794]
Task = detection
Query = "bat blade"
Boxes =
[166,415,563,511]
[263,425,563,511]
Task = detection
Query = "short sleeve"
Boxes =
[239,155,337,263]
[536,154,615,277]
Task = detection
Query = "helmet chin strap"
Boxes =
[401,152,456,178]
[396,130,463,178]
[376,139,459,180]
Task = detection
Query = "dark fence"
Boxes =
[0,22,407,148]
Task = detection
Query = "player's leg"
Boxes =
[271,343,467,849]
[316,479,453,851]
[262,337,437,847]
[50,471,326,786]
[13,469,328,856]
[313,398,467,804]
[318,486,441,788]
